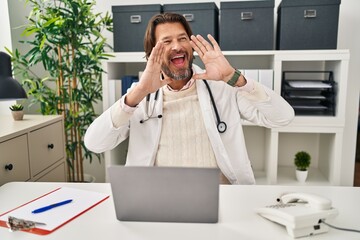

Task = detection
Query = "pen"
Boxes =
[32,199,73,214]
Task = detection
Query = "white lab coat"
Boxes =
[85,65,294,184]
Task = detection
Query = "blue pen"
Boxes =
[32,199,73,214]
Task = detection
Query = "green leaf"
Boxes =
[10,0,113,181]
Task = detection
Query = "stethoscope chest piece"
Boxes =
[217,121,227,133]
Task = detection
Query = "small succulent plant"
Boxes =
[9,103,24,111]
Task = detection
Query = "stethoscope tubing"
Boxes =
[141,80,227,133]
[202,80,227,133]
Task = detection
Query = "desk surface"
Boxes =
[0,182,359,240]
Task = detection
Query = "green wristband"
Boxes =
[227,69,241,87]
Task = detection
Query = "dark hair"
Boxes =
[144,12,193,60]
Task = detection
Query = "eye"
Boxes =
[163,40,171,45]
[180,37,188,41]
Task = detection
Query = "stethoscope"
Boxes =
[139,89,162,124]
[140,80,227,133]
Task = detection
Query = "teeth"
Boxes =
[172,55,184,59]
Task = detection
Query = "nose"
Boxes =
[170,40,182,51]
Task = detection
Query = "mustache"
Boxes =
[168,51,187,60]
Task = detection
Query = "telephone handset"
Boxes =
[256,192,338,238]
[278,192,332,210]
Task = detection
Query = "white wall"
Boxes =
[337,1,360,185]
[0,0,12,53]
[0,0,12,55]
[0,0,15,114]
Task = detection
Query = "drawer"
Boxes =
[0,135,30,185]
[29,121,65,176]
[34,162,66,182]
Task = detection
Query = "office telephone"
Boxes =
[256,192,339,238]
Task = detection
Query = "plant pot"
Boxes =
[11,111,24,121]
[71,173,96,183]
[296,169,308,183]
[83,173,96,183]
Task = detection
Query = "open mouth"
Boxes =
[170,54,186,68]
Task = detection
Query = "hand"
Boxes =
[125,41,172,107]
[138,41,172,94]
[190,34,234,82]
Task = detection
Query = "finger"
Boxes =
[149,41,164,63]
[159,74,173,86]
[191,34,211,55]
[192,72,207,80]
[196,34,214,52]
[207,34,221,51]
[155,42,164,63]
[148,46,158,63]
[190,35,204,56]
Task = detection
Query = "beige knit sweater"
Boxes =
[155,83,218,168]
[154,83,230,184]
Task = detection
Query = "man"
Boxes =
[84,13,294,184]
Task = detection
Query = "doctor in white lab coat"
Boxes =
[84,13,294,184]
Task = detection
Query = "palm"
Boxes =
[190,34,233,81]
[138,42,170,94]
[141,63,163,92]
[200,51,230,80]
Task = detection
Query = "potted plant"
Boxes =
[294,151,311,182]
[7,0,113,182]
[9,103,24,121]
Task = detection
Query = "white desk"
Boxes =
[0,182,359,239]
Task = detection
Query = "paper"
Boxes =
[287,81,332,89]
[0,187,109,234]
[292,105,327,110]
[287,93,326,100]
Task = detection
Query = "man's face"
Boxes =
[155,22,193,81]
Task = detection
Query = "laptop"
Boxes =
[108,166,220,223]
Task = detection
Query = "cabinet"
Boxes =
[102,50,353,186]
[0,115,66,185]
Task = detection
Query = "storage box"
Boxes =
[276,0,341,50]
[163,3,219,41]
[219,0,274,51]
[112,5,162,52]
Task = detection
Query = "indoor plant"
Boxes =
[294,151,311,182]
[8,0,112,182]
[9,103,24,120]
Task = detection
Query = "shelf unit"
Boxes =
[101,50,352,185]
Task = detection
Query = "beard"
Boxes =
[161,56,193,81]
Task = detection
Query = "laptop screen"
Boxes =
[108,166,220,223]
